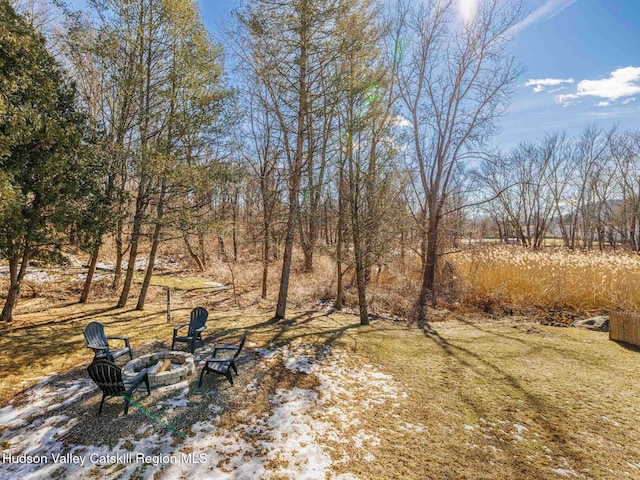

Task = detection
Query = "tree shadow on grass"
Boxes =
[455,317,607,364]
[1,305,122,333]
[424,325,590,478]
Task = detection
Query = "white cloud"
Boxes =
[525,78,575,93]
[556,67,640,105]
[508,0,578,36]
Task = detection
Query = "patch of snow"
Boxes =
[398,421,425,433]
[134,258,148,271]
[601,415,620,427]
[24,271,51,283]
[285,357,315,374]
[352,432,380,449]
[0,344,400,479]
[464,425,474,431]
[551,468,577,477]
[164,397,189,410]
[0,377,94,429]
[244,379,259,392]
[513,423,528,433]
[75,273,105,282]
[256,348,277,359]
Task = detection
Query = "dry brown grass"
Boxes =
[449,245,640,314]
[352,317,640,479]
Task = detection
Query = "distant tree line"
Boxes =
[476,126,640,252]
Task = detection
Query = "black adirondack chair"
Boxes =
[87,359,150,416]
[172,307,208,354]
[199,331,247,387]
[83,321,132,362]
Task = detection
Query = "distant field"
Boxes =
[449,245,640,314]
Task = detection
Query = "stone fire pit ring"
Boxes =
[124,351,195,388]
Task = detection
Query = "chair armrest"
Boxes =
[195,326,207,333]
[106,336,130,348]
[173,324,188,333]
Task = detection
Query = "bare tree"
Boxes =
[240,83,284,299]
[238,0,345,320]
[393,0,523,324]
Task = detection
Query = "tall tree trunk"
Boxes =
[119,2,153,308]
[353,238,368,324]
[183,233,205,271]
[261,238,269,300]
[261,213,270,299]
[275,3,307,321]
[79,252,99,304]
[198,233,206,269]
[112,217,124,289]
[1,248,30,322]
[335,158,346,310]
[301,233,314,271]
[415,210,439,327]
[345,91,368,325]
[137,183,166,310]
[275,181,301,320]
[232,187,239,261]
[117,188,146,308]
[348,169,369,325]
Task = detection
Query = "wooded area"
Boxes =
[3,0,640,325]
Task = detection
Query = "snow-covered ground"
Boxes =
[0,344,413,479]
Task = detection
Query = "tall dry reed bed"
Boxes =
[449,245,640,313]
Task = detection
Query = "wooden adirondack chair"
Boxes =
[87,359,150,415]
[83,321,132,363]
[172,307,208,354]
[199,331,247,387]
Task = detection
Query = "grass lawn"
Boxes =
[0,300,639,479]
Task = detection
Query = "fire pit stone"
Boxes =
[124,351,195,388]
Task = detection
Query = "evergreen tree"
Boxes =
[0,1,99,321]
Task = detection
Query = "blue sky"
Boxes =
[198,0,640,150]
[499,0,640,148]
[67,0,640,150]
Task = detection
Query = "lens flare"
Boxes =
[122,393,187,439]
[458,0,478,24]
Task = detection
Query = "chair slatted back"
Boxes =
[84,321,108,349]
[188,307,208,337]
[233,332,247,360]
[87,359,125,396]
